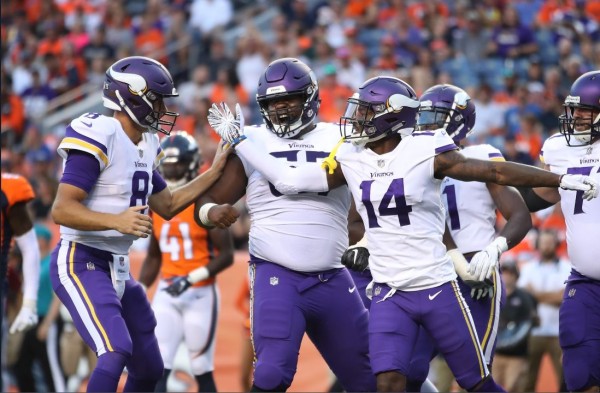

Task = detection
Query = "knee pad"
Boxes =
[253,362,290,391]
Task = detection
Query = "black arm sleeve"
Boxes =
[517,187,556,212]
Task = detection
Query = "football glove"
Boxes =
[560,174,599,201]
[164,276,192,297]
[10,298,38,334]
[342,244,370,272]
[469,237,508,282]
[207,102,246,146]
[470,281,494,301]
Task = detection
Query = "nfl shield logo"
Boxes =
[374,286,381,296]
[568,288,576,297]
[138,149,144,158]
[270,276,279,286]
[586,147,593,155]
[86,262,95,271]
[377,159,385,168]
[119,256,125,266]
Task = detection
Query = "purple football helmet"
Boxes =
[340,76,419,145]
[102,56,179,135]
[159,131,200,188]
[559,70,600,146]
[256,58,320,138]
[416,84,476,144]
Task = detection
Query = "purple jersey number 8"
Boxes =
[130,171,149,213]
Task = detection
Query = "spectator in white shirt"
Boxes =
[518,229,571,392]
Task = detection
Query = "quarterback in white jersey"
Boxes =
[520,70,600,392]
[49,56,229,392]
[210,76,597,392]
[199,58,375,392]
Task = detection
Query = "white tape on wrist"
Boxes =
[199,203,217,227]
[188,267,210,284]
[447,248,477,282]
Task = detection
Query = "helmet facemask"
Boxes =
[559,99,600,146]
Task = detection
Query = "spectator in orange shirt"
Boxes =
[317,64,353,123]
[135,12,167,65]
[36,23,64,58]
[209,67,249,115]
[516,113,543,163]
[1,82,25,145]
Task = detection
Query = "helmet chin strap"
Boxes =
[166,177,187,189]
[115,90,148,130]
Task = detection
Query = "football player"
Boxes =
[209,76,597,392]
[139,131,234,392]
[519,70,600,392]
[1,172,41,391]
[198,58,376,392]
[49,56,230,392]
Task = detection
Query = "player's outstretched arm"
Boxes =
[207,101,346,194]
[149,142,232,220]
[434,149,598,196]
[9,201,40,334]
[138,231,162,289]
[194,153,247,229]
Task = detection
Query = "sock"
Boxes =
[469,376,506,392]
[251,383,287,392]
[406,379,424,392]
[196,371,217,392]
[155,368,171,392]
[87,352,128,392]
[124,375,160,392]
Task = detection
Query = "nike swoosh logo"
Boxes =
[81,121,92,127]
[348,286,357,293]
[428,290,443,300]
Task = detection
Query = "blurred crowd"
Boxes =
[1,0,598,391]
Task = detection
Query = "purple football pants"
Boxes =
[250,257,376,392]
[50,240,163,391]
[560,270,600,391]
[369,280,497,390]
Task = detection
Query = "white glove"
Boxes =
[469,237,508,282]
[10,298,38,334]
[207,102,246,146]
[560,174,599,200]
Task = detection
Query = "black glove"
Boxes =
[341,245,370,272]
[468,279,494,301]
[164,276,192,297]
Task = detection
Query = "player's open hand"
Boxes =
[113,205,153,238]
[207,102,246,146]
[207,204,240,229]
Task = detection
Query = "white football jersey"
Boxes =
[57,113,163,254]
[540,134,600,280]
[336,129,458,290]
[440,144,505,254]
[238,123,351,272]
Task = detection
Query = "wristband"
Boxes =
[188,266,210,284]
[199,203,217,227]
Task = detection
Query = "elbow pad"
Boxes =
[447,249,478,283]
[518,187,555,212]
[15,227,40,301]
[236,138,329,195]
[273,165,329,195]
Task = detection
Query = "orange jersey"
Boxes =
[1,173,35,261]
[154,204,215,287]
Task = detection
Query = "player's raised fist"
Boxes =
[114,205,153,237]
[207,204,240,229]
